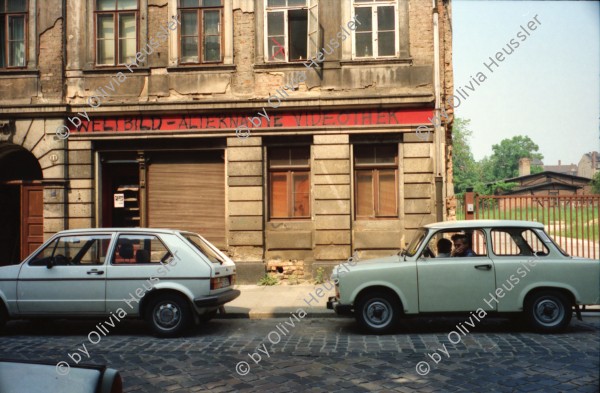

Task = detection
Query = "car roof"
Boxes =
[423,220,545,230]
[54,228,185,235]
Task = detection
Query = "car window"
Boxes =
[491,228,548,256]
[406,229,428,257]
[427,229,487,258]
[536,228,568,256]
[521,229,550,255]
[182,233,225,265]
[491,229,521,255]
[112,234,172,264]
[29,235,112,266]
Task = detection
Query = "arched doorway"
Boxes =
[0,143,43,265]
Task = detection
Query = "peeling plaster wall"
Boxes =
[59,0,439,106]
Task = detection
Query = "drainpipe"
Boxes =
[62,0,69,231]
[433,0,445,222]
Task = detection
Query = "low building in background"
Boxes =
[577,151,599,179]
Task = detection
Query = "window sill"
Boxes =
[341,58,413,66]
[254,62,309,72]
[354,217,400,220]
[82,67,149,75]
[0,69,39,77]
[167,64,236,73]
[269,218,312,221]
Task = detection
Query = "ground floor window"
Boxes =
[354,144,398,219]
[269,146,311,219]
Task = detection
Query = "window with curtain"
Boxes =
[269,147,311,219]
[0,0,27,68]
[353,0,397,59]
[354,144,398,218]
[179,0,223,64]
[96,0,138,66]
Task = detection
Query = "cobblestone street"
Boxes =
[1,315,598,392]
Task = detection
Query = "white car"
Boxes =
[327,220,600,334]
[0,228,239,337]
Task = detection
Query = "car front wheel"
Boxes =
[355,290,401,334]
[525,290,572,333]
[146,294,192,337]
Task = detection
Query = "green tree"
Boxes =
[486,136,544,180]
[591,171,600,194]
[451,118,479,194]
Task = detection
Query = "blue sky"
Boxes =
[452,0,599,166]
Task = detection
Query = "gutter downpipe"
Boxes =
[433,0,445,222]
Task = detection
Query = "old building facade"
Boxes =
[0,0,454,281]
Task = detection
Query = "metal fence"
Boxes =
[473,195,599,260]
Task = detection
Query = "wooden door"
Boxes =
[21,185,44,259]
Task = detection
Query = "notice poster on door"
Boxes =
[114,193,125,208]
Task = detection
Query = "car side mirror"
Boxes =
[46,259,54,269]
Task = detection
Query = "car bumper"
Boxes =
[327,296,353,315]
[194,289,241,308]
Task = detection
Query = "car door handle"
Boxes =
[86,269,105,275]
[474,264,492,270]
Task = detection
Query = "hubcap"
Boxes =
[364,300,392,328]
[534,298,563,326]
[154,303,181,329]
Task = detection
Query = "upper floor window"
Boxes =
[0,0,27,68]
[354,144,398,218]
[265,0,317,62]
[95,0,138,66]
[179,0,223,64]
[353,0,397,58]
[269,146,311,219]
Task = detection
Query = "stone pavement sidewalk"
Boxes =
[219,284,337,319]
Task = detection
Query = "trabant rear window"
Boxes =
[183,233,225,265]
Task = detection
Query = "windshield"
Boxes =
[406,229,429,257]
[182,233,226,265]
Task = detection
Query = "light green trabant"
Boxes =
[327,220,600,334]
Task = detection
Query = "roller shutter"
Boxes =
[147,151,226,248]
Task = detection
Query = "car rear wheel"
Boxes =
[146,294,192,337]
[355,290,401,334]
[525,290,572,333]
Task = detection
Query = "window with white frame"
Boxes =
[265,0,318,62]
[0,0,27,68]
[353,0,397,59]
[179,0,223,64]
[95,0,138,66]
